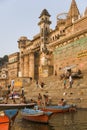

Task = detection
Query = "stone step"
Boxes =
[24,73,87,108]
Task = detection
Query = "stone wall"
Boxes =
[53,36,87,74]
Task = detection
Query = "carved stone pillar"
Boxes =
[29,53,34,79]
[24,54,29,77]
[39,53,53,78]
[20,57,24,77]
[40,53,48,66]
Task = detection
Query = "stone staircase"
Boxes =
[25,71,87,108]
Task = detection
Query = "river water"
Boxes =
[12,109,87,130]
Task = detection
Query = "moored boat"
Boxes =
[21,108,53,123]
[0,111,10,130]
[4,109,18,122]
[39,104,74,113]
[0,103,35,110]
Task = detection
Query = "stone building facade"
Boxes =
[8,52,19,82]
[1,0,87,85]
[17,0,87,80]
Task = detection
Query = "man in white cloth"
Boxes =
[69,75,73,88]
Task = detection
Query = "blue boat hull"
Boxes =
[40,105,73,113]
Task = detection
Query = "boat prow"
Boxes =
[4,109,18,122]
[0,111,10,130]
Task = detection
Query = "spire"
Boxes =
[39,9,51,18]
[67,0,80,20]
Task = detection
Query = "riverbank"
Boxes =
[24,75,87,109]
[0,74,87,109]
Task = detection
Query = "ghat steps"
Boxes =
[25,70,87,108]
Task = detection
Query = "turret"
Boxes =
[38,9,51,53]
[38,9,51,37]
[18,36,28,49]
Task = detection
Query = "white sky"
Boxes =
[0,0,87,57]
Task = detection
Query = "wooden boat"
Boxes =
[21,108,53,123]
[0,103,35,110]
[4,109,18,122]
[39,104,73,113]
[0,111,10,130]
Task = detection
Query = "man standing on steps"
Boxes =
[37,93,42,106]
[69,74,73,88]
[36,80,39,88]
[63,77,67,89]
[21,86,24,96]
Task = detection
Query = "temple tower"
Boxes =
[66,0,80,26]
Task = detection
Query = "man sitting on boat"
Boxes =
[58,98,66,106]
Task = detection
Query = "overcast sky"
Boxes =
[0,0,87,57]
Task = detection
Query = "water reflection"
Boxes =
[11,109,87,130]
[12,112,52,130]
[49,109,87,130]
[13,121,52,130]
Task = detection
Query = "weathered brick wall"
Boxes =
[53,37,87,73]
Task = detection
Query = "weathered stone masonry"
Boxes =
[3,0,87,85]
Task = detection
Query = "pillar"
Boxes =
[24,54,29,77]
[29,53,34,79]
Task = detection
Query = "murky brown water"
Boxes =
[11,109,87,130]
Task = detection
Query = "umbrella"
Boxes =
[62,65,77,71]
